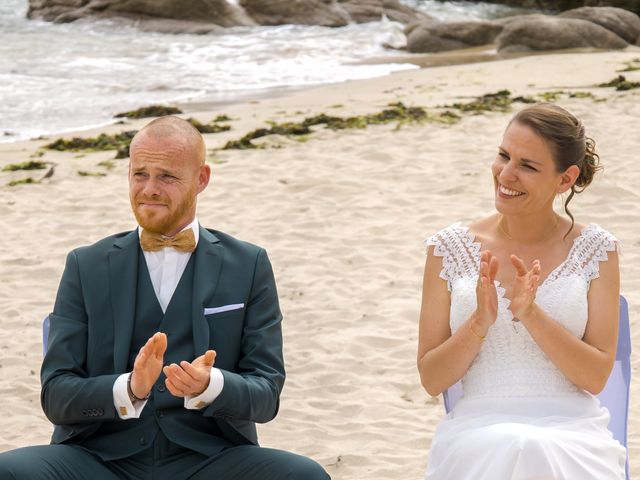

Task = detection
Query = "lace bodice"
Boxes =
[426,223,619,398]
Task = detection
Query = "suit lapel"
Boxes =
[191,226,224,356]
[108,230,140,372]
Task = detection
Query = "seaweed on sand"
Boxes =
[7,177,38,187]
[598,75,640,91]
[114,106,183,118]
[445,90,538,113]
[187,118,231,134]
[2,161,48,172]
[222,103,460,150]
[78,170,107,177]
[45,131,137,153]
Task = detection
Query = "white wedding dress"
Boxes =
[424,223,626,480]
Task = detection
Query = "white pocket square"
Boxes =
[204,303,245,315]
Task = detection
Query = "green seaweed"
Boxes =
[617,59,640,73]
[446,90,515,113]
[45,131,137,153]
[78,170,107,177]
[2,161,47,172]
[222,102,461,150]
[7,177,38,187]
[598,75,640,91]
[538,91,564,102]
[114,105,182,119]
[223,123,311,150]
[98,160,116,169]
[213,115,232,122]
[568,91,595,99]
[187,118,231,134]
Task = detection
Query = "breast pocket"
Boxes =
[205,308,245,365]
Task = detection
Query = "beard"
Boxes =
[131,189,197,236]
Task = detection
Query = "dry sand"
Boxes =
[1,49,639,479]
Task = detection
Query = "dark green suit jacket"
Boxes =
[41,226,285,457]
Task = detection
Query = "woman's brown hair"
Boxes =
[510,103,601,237]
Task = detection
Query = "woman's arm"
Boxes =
[417,247,497,396]
[512,252,620,394]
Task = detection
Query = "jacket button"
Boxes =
[157,384,166,393]
[156,409,164,418]
[139,437,146,445]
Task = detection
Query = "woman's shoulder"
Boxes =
[572,222,619,250]
[425,222,467,246]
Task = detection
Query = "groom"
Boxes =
[0,116,329,479]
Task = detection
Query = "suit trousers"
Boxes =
[0,431,330,480]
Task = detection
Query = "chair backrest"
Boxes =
[42,314,50,356]
[442,295,631,479]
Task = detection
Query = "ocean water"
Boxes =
[0,0,535,142]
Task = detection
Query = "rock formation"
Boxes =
[405,6,638,53]
[27,0,430,30]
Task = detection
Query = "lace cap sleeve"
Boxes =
[569,224,621,283]
[425,223,480,291]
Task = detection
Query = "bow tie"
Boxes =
[140,228,196,253]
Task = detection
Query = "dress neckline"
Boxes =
[457,222,595,303]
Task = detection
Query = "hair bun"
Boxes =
[575,136,601,192]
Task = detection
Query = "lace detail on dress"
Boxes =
[424,223,619,399]
[546,224,620,284]
[425,223,481,291]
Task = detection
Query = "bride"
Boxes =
[417,103,626,479]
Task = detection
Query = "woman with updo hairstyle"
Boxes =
[418,103,626,479]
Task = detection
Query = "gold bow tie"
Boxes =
[140,228,196,253]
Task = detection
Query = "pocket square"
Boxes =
[204,303,245,315]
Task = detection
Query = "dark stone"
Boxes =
[457,1,640,16]
[337,0,433,25]
[238,0,350,27]
[28,0,255,27]
[496,16,629,52]
[406,20,504,53]
[560,6,640,44]
[28,0,428,28]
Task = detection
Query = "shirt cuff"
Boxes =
[184,367,224,410]
[113,372,148,419]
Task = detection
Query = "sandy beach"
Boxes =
[1,48,639,479]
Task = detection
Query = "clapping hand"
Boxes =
[130,332,167,400]
[508,255,541,321]
[163,350,217,398]
[474,250,499,330]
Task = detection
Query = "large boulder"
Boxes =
[27,0,88,22]
[465,1,640,16]
[28,0,255,26]
[560,6,640,44]
[338,0,433,25]
[239,0,349,27]
[496,16,629,52]
[405,20,503,53]
[28,0,428,28]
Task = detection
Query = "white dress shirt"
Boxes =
[113,218,224,419]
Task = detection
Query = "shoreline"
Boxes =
[3,44,637,147]
[1,49,639,480]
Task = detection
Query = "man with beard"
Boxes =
[0,116,329,480]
